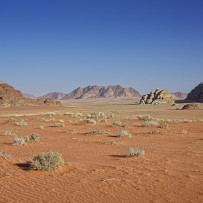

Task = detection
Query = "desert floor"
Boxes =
[0,99,203,203]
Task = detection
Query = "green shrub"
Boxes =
[29,151,65,171]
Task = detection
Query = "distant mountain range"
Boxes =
[171,92,187,99]
[23,93,36,99]
[39,85,142,100]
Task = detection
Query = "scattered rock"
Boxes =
[140,88,175,105]
[182,104,200,110]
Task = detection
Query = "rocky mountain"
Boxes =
[0,81,61,107]
[39,92,66,100]
[63,85,141,100]
[23,93,36,99]
[185,82,203,103]
[39,85,141,100]
[140,88,175,105]
[172,92,187,99]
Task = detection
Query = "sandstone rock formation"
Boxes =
[182,104,199,110]
[140,88,175,105]
[0,81,61,107]
[40,85,141,100]
[185,83,203,103]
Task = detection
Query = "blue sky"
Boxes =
[0,0,202,96]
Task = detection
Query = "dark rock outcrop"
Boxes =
[185,83,203,103]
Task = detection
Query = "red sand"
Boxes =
[0,105,202,203]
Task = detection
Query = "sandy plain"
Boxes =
[0,98,202,203]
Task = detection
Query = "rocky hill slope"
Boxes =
[185,82,203,103]
[40,85,141,100]
[140,88,175,105]
[0,81,61,107]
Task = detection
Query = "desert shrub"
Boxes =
[63,112,74,116]
[29,151,65,171]
[0,149,12,159]
[86,112,107,119]
[85,129,108,135]
[16,119,28,126]
[159,123,169,128]
[2,130,16,136]
[113,121,122,126]
[58,119,64,123]
[128,145,145,157]
[39,125,44,130]
[75,113,83,117]
[12,136,27,145]
[117,130,131,137]
[108,113,115,119]
[46,112,55,117]
[142,120,158,127]
[29,133,40,142]
[55,123,65,127]
[98,119,107,123]
[80,118,96,125]
[12,133,40,145]
[137,114,151,121]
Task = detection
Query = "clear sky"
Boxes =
[0,0,202,96]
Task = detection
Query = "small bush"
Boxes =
[39,125,44,130]
[55,123,65,127]
[16,120,28,126]
[0,149,12,159]
[128,146,145,157]
[12,136,27,145]
[85,129,108,135]
[2,130,16,136]
[108,113,115,119]
[29,151,65,171]
[12,133,40,145]
[98,119,107,123]
[80,118,96,125]
[30,133,40,142]
[142,120,158,127]
[113,121,122,126]
[117,130,131,137]
[159,123,169,128]
[137,114,151,121]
